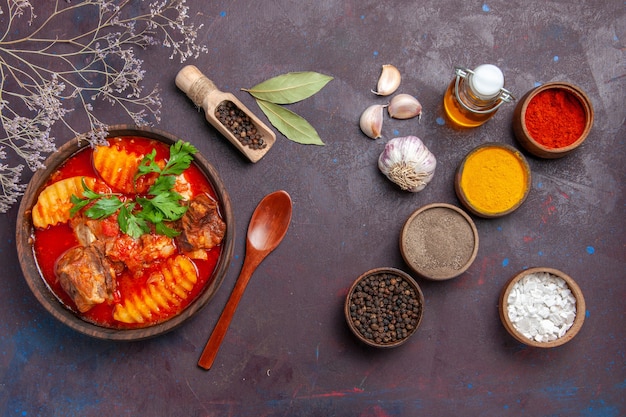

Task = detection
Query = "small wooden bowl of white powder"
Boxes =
[499,267,586,348]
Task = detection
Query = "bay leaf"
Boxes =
[256,99,325,146]
[243,72,333,104]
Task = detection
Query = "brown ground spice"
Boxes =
[403,207,475,278]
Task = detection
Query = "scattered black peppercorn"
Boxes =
[215,101,267,150]
[347,271,422,346]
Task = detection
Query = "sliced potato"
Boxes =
[32,176,97,229]
[93,145,142,193]
[113,255,198,324]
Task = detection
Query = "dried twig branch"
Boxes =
[0,0,208,212]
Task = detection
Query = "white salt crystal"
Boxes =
[549,312,564,326]
[506,272,577,343]
[515,317,530,333]
[540,319,557,334]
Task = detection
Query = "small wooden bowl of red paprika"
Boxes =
[513,82,593,159]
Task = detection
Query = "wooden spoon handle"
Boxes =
[197,257,259,370]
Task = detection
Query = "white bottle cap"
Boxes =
[469,64,505,100]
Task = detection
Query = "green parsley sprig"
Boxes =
[70,141,198,239]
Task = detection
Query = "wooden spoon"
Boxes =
[198,190,293,370]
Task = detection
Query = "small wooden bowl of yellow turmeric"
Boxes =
[455,143,531,218]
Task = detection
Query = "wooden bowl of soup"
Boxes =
[16,125,234,340]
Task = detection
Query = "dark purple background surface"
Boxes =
[1,1,624,416]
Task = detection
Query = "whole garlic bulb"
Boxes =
[378,136,436,192]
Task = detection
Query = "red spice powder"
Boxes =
[524,89,586,149]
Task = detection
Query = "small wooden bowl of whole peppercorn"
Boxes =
[345,267,424,348]
[512,82,594,159]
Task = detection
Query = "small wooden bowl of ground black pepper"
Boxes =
[513,82,594,159]
[400,203,479,279]
[345,267,424,348]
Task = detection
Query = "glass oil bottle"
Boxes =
[443,64,514,128]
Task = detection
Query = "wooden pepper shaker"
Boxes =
[176,65,276,163]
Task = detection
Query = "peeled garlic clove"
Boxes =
[372,64,401,96]
[388,93,423,120]
[359,104,386,139]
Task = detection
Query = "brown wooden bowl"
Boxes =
[400,203,479,280]
[513,82,594,159]
[16,125,235,341]
[455,143,531,218]
[345,267,424,348]
[499,267,586,348]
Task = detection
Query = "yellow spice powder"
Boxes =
[460,146,529,214]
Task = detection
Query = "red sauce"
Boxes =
[32,136,224,329]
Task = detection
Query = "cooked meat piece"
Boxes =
[105,233,177,276]
[138,233,177,264]
[177,194,226,253]
[173,173,193,201]
[56,245,117,312]
[72,220,97,246]
[70,212,178,275]
[70,214,120,247]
